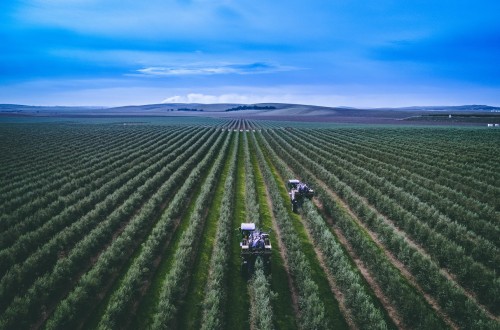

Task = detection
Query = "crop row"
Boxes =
[95,130,229,329]
[264,129,497,328]
[263,130,451,328]
[249,259,276,330]
[0,127,201,269]
[0,128,223,329]
[301,130,499,266]
[251,133,329,329]
[0,126,173,215]
[321,128,500,208]
[313,128,500,219]
[247,132,298,330]
[272,128,498,313]
[0,128,211,313]
[313,128,499,221]
[0,127,183,219]
[0,124,101,180]
[151,132,231,329]
[243,132,277,329]
[46,129,225,330]
[0,126,194,250]
[317,127,500,184]
[198,133,238,329]
[346,128,500,176]
[0,125,151,198]
[256,134,389,329]
[243,132,261,225]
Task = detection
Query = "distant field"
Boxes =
[0,118,499,329]
[406,114,500,124]
[3,102,500,126]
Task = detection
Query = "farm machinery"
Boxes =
[287,179,314,212]
[240,223,272,276]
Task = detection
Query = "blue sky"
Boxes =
[1,0,499,107]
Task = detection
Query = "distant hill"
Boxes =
[0,104,106,112]
[2,103,498,113]
[1,103,499,125]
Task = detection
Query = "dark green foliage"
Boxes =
[201,136,238,329]
[271,128,499,314]
[0,120,498,330]
[93,132,229,330]
[225,105,276,111]
[251,133,330,329]
[265,128,498,329]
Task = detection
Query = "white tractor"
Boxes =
[240,223,272,276]
[287,179,314,212]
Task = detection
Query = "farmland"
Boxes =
[0,118,499,330]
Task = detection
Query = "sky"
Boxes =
[1,0,499,107]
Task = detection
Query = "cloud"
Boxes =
[136,62,295,76]
[162,93,254,104]
[159,90,359,105]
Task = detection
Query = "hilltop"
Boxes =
[1,103,499,125]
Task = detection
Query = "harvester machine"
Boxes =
[240,223,272,276]
[287,179,314,212]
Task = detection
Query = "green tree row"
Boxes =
[0,127,196,261]
[257,134,389,329]
[0,127,183,225]
[0,125,147,200]
[251,133,329,330]
[0,128,222,329]
[302,130,499,266]
[274,129,499,313]
[150,132,231,329]
[0,128,208,313]
[318,128,500,209]
[311,128,499,228]
[265,129,497,328]
[200,133,238,330]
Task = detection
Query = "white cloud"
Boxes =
[137,62,294,76]
[160,91,352,105]
[162,93,254,104]
[138,67,232,76]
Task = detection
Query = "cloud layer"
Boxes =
[138,62,294,76]
[1,1,499,106]
[162,93,253,104]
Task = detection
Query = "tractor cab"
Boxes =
[240,222,256,247]
[287,179,300,191]
[287,179,314,212]
[240,223,271,276]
